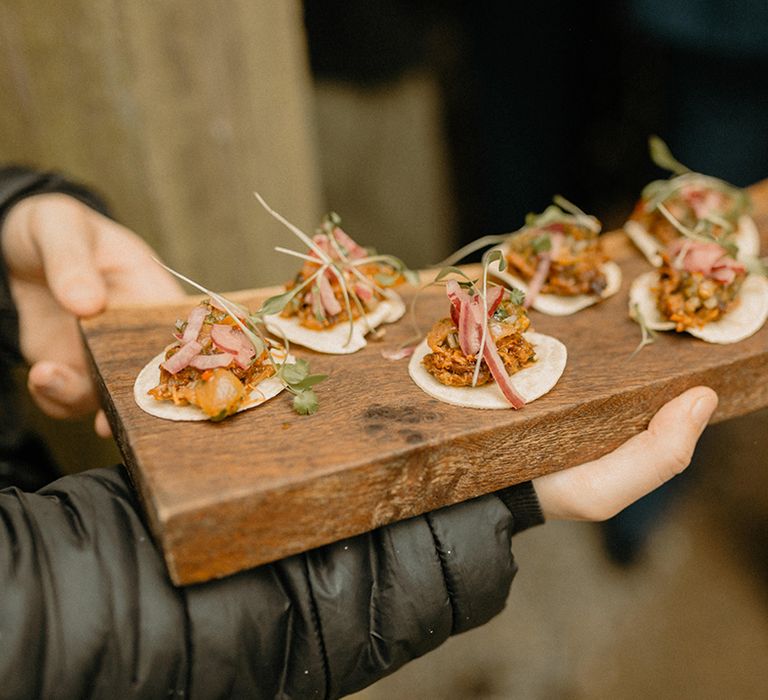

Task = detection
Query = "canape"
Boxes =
[629,239,768,345]
[135,299,290,421]
[625,136,759,266]
[491,198,621,315]
[409,263,566,408]
[255,195,414,354]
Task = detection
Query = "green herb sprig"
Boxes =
[643,136,750,227]
[656,203,740,258]
[525,197,601,234]
[530,234,552,255]
[649,135,690,176]
[629,302,658,358]
[277,359,327,415]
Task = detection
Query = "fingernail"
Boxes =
[690,391,717,427]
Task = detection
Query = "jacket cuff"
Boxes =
[496,480,545,534]
[0,166,110,221]
[0,166,111,364]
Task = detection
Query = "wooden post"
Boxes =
[0,0,323,290]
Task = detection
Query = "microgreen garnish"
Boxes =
[722,241,740,259]
[256,285,312,318]
[435,265,476,284]
[531,234,552,254]
[493,305,510,321]
[325,211,343,228]
[552,194,591,218]
[374,272,401,286]
[525,201,601,234]
[656,203,740,257]
[152,258,326,415]
[434,233,512,268]
[435,196,599,271]
[278,359,324,387]
[649,135,690,176]
[630,302,658,357]
[277,359,327,415]
[434,259,521,303]
[643,136,750,226]
[507,287,525,306]
[484,248,507,273]
[253,192,416,345]
[292,389,320,415]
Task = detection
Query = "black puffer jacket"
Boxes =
[0,167,544,699]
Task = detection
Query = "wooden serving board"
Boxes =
[81,181,768,586]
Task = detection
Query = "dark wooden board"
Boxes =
[81,181,768,585]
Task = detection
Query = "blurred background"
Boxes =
[2,1,768,697]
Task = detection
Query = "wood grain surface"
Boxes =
[81,181,768,585]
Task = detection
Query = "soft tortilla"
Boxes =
[264,290,406,354]
[491,243,622,316]
[629,270,768,344]
[624,214,760,268]
[408,331,567,409]
[134,348,292,421]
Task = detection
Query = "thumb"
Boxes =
[535,386,718,521]
[34,200,108,316]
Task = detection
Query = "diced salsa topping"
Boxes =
[506,219,608,301]
[149,300,275,419]
[655,239,746,331]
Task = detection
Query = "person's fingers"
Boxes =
[32,198,108,317]
[98,230,188,304]
[94,410,113,439]
[534,386,718,521]
[27,361,98,418]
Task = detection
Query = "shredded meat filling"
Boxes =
[149,305,275,410]
[506,224,608,296]
[281,262,399,330]
[148,351,275,406]
[422,316,535,387]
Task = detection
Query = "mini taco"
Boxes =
[490,197,621,315]
[256,195,413,354]
[629,239,768,345]
[408,272,566,409]
[135,299,291,421]
[625,136,759,266]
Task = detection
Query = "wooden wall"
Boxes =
[0,0,323,290]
